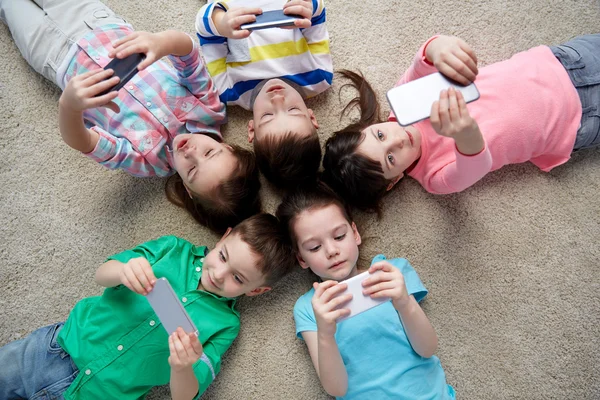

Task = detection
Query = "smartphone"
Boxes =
[333,270,391,322]
[386,72,480,126]
[145,278,198,336]
[240,10,302,31]
[96,52,145,97]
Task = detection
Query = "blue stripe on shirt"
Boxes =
[311,8,326,26]
[219,69,333,103]
[203,4,216,36]
[197,33,227,46]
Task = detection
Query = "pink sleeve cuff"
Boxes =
[84,126,117,163]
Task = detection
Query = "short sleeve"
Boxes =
[106,235,180,267]
[370,255,428,303]
[293,290,318,339]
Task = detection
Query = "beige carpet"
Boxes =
[1,0,599,399]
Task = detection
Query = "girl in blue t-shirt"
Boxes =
[276,183,455,399]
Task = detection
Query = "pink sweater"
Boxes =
[390,37,582,194]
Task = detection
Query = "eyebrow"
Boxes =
[300,223,348,246]
[258,113,306,129]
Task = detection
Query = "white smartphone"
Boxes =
[146,278,198,336]
[240,10,302,31]
[333,270,391,322]
[386,72,480,126]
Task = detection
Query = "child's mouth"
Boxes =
[267,85,285,93]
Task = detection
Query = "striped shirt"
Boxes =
[196,0,332,110]
[62,24,226,177]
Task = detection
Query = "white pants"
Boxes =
[0,0,126,85]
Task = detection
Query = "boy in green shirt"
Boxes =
[0,214,294,400]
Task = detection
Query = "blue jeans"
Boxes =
[0,322,79,400]
[550,34,600,151]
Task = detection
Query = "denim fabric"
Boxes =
[551,34,600,150]
[0,322,78,400]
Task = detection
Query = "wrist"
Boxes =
[317,329,336,342]
[212,9,226,36]
[454,129,485,155]
[58,97,83,115]
[393,296,417,315]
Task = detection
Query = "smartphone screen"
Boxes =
[333,271,390,322]
[240,10,301,31]
[146,278,198,335]
[386,72,480,126]
[97,53,145,96]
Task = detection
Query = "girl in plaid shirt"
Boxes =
[0,0,261,233]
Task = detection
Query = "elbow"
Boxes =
[419,337,438,359]
[326,386,348,397]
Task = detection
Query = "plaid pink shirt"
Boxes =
[64,24,226,177]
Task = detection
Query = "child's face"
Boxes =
[248,79,319,144]
[357,122,422,188]
[171,134,238,197]
[293,204,362,281]
[200,231,270,298]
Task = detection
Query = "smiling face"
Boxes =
[292,204,362,282]
[356,122,422,186]
[248,79,318,144]
[171,134,239,196]
[199,230,270,298]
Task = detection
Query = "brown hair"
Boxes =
[276,181,353,253]
[321,70,391,214]
[165,145,261,234]
[231,213,295,287]
[254,129,321,190]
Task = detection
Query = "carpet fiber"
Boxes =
[1,1,599,399]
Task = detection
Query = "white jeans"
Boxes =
[0,0,126,85]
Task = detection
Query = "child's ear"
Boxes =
[183,184,193,198]
[386,174,403,191]
[307,109,319,129]
[247,120,255,143]
[351,222,362,246]
[217,227,233,245]
[245,286,271,296]
[296,253,310,270]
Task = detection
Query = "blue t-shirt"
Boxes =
[293,255,456,400]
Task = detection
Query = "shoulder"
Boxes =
[294,288,316,314]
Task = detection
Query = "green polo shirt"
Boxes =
[57,235,240,399]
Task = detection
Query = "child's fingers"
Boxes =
[124,267,145,294]
[325,293,352,311]
[87,76,120,97]
[458,40,478,70]
[283,4,312,19]
[82,69,116,87]
[320,282,347,303]
[174,329,191,359]
[232,13,258,29]
[110,33,138,52]
[331,308,351,322]
[189,333,203,355]
[168,335,181,365]
[438,90,451,127]
[430,100,441,130]
[448,88,460,122]
[368,261,393,274]
[114,44,145,60]
[231,30,252,39]
[313,280,338,298]
[292,19,312,29]
[233,7,262,17]
[456,90,468,118]
[130,261,153,294]
[363,281,395,296]
[73,69,107,82]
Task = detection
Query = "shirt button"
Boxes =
[146,101,152,107]
[117,345,123,351]
[85,369,91,375]
[199,257,205,263]
[162,117,168,123]
[149,320,156,326]
[182,297,188,303]
[128,85,134,90]
[196,267,201,272]
[94,56,100,60]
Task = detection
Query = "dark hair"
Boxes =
[165,145,262,234]
[254,130,321,190]
[321,69,391,214]
[276,182,353,253]
[231,213,295,287]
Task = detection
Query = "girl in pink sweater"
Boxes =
[322,34,599,212]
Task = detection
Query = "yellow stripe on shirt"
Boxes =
[206,39,330,77]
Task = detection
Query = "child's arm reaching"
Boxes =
[95,257,157,294]
[362,262,438,358]
[169,328,203,400]
[303,281,352,397]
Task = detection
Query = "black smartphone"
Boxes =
[240,10,302,31]
[97,53,145,96]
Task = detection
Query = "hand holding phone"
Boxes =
[146,278,198,335]
[60,69,121,113]
[168,327,204,372]
[311,281,352,337]
[361,262,409,311]
[240,9,303,31]
[333,270,391,322]
[386,72,480,126]
[96,53,145,97]
[213,6,263,39]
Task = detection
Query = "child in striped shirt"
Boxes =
[196,0,333,189]
[1,0,261,234]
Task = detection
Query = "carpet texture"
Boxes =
[1,1,599,399]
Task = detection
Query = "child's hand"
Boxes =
[425,35,478,85]
[362,261,410,311]
[168,327,204,372]
[119,257,157,295]
[283,0,313,29]
[59,69,120,114]
[311,281,352,337]
[213,7,263,39]
[109,31,173,71]
[430,88,485,155]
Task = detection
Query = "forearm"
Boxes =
[170,366,199,400]
[317,333,348,397]
[58,101,99,153]
[160,30,194,57]
[395,297,438,358]
[95,260,125,287]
